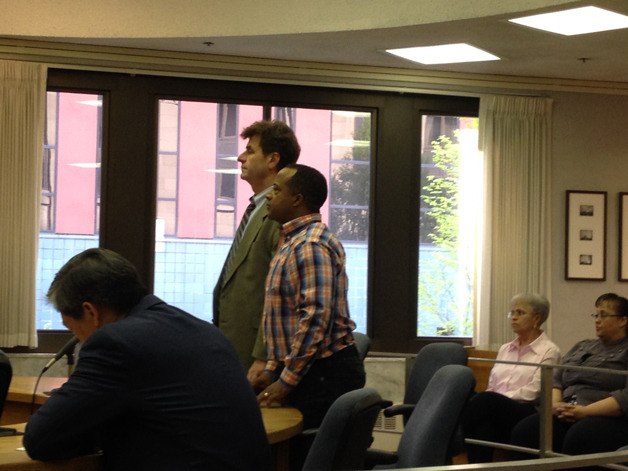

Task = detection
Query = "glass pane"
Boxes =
[154,100,263,320]
[280,107,371,333]
[37,92,102,330]
[418,115,479,337]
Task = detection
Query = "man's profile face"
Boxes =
[62,312,96,343]
[237,135,273,187]
[61,301,108,343]
[266,167,298,224]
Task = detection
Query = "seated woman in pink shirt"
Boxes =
[462,293,561,463]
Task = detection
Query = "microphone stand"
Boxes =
[66,350,75,377]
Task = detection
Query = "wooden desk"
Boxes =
[3,377,303,470]
[2,377,68,426]
[0,424,101,470]
[261,406,303,471]
[260,406,303,445]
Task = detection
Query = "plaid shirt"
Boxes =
[263,213,356,388]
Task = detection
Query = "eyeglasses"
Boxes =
[507,310,529,319]
[590,313,621,320]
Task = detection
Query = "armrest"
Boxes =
[383,403,413,418]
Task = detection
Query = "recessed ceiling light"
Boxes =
[509,6,628,36]
[386,43,500,65]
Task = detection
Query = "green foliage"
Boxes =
[418,128,473,337]
[422,135,459,250]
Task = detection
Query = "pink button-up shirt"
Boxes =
[487,331,561,402]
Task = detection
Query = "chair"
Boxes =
[353,332,371,361]
[373,364,476,469]
[302,387,385,471]
[385,342,467,423]
[366,342,468,467]
[0,350,13,425]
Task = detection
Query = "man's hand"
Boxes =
[250,370,274,394]
[257,380,290,407]
[247,359,267,385]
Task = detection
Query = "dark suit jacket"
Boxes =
[213,203,280,368]
[24,295,271,471]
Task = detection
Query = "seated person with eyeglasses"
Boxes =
[511,292,628,464]
[462,293,561,463]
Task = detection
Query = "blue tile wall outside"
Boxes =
[36,235,369,332]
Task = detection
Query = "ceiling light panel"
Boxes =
[386,43,499,65]
[509,6,628,36]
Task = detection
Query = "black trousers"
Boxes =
[287,344,366,470]
[287,344,366,429]
[462,391,537,463]
[511,413,628,471]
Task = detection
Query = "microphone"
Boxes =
[41,336,79,374]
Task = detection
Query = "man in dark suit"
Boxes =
[213,120,300,383]
[24,248,271,471]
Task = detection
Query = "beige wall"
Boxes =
[549,91,628,352]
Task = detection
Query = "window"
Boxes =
[154,102,371,332]
[154,101,263,319]
[37,91,102,330]
[418,115,480,337]
[329,111,370,242]
[41,69,479,353]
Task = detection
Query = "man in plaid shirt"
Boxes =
[253,164,365,430]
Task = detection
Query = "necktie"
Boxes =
[222,198,257,277]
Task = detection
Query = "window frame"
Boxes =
[16,69,478,354]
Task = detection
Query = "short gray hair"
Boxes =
[511,293,550,324]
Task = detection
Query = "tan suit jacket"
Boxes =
[213,204,280,368]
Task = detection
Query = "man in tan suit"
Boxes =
[213,120,300,381]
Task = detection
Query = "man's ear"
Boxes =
[292,192,304,207]
[81,301,104,327]
[266,152,280,170]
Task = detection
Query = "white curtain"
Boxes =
[0,60,47,347]
[476,95,553,349]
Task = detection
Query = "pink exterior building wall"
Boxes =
[55,93,99,235]
[293,108,332,224]
[177,101,217,239]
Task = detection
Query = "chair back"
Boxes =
[0,350,12,422]
[395,364,475,468]
[302,387,384,471]
[352,332,371,361]
[404,342,467,406]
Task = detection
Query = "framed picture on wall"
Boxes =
[619,193,628,281]
[565,190,606,281]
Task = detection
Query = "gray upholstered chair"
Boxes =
[385,342,467,423]
[353,332,371,361]
[366,342,468,467]
[373,364,476,469]
[302,387,384,471]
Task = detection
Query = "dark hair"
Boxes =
[595,292,628,317]
[285,164,328,212]
[47,248,148,319]
[240,120,300,169]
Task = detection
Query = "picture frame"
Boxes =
[619,193,628,281]
[565,190,606,281]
